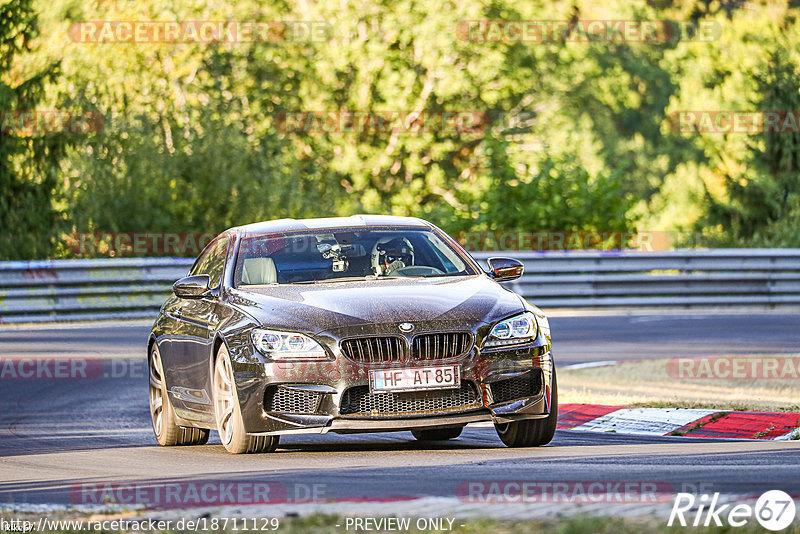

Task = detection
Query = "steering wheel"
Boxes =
[391,265,444,276]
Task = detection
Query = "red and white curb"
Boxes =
[558,403,800,440]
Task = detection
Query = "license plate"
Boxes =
[369,365,460,393]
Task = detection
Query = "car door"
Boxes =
[168,236,229,421]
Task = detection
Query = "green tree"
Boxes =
[704,49,800,246]
[13,0,799,258]
[0,0,64,259]
[476,136,633,233]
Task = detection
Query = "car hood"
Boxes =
[227,275,524,335]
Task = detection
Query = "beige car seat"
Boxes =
[242,257,278,284]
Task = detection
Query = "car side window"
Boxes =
[189,242,215,277]
[205,237,229,287]
[189,236,229,288]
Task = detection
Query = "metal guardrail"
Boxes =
[0,258,193,323]
[475,249,800,308]
[0,250,798,323]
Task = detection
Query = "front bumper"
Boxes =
[231,339,555,435]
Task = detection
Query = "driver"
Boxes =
[372,237,414,276]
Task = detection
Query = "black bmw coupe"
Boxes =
[148,215,556,453]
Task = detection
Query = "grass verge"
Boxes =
[559,356,800,411]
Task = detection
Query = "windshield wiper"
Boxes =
[290,273,467,284]
[292,276,372,284]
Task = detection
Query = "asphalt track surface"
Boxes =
[1,312,799,516]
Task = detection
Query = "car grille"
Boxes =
[341,333,473,364]
[412,332,472,361]
[490,371,542,404]
[264,385,323,414]
[339,382,481,417]
[340,336,406,364]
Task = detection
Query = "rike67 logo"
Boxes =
[669,490,796,531]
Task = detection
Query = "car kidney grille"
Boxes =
[339,382,481,417]
[341,337,406,364]
[264,385,323,414]
[412,332,472,361]
[490,371,542,404]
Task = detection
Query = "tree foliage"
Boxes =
[0,0,64,259]
[703,49,800,246]
[1,0,798,258]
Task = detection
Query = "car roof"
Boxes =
[230,215,433,236]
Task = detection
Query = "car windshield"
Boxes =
[234,227,476,286]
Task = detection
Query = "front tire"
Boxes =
[495,370,558,447]
[148,343,209,446]
[213,343,279,454]
[412,426,464,441]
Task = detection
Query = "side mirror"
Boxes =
[173,274,212,299]
[487,257,524,282]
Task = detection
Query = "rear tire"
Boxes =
[495,369,558,447]
[148,343,210,446]
[412,426,464,441]
[213,343,279,454]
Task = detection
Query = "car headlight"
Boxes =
[251,328,328,360]
[485,312,538,348]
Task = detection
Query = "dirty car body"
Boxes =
[148,215,556,452]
